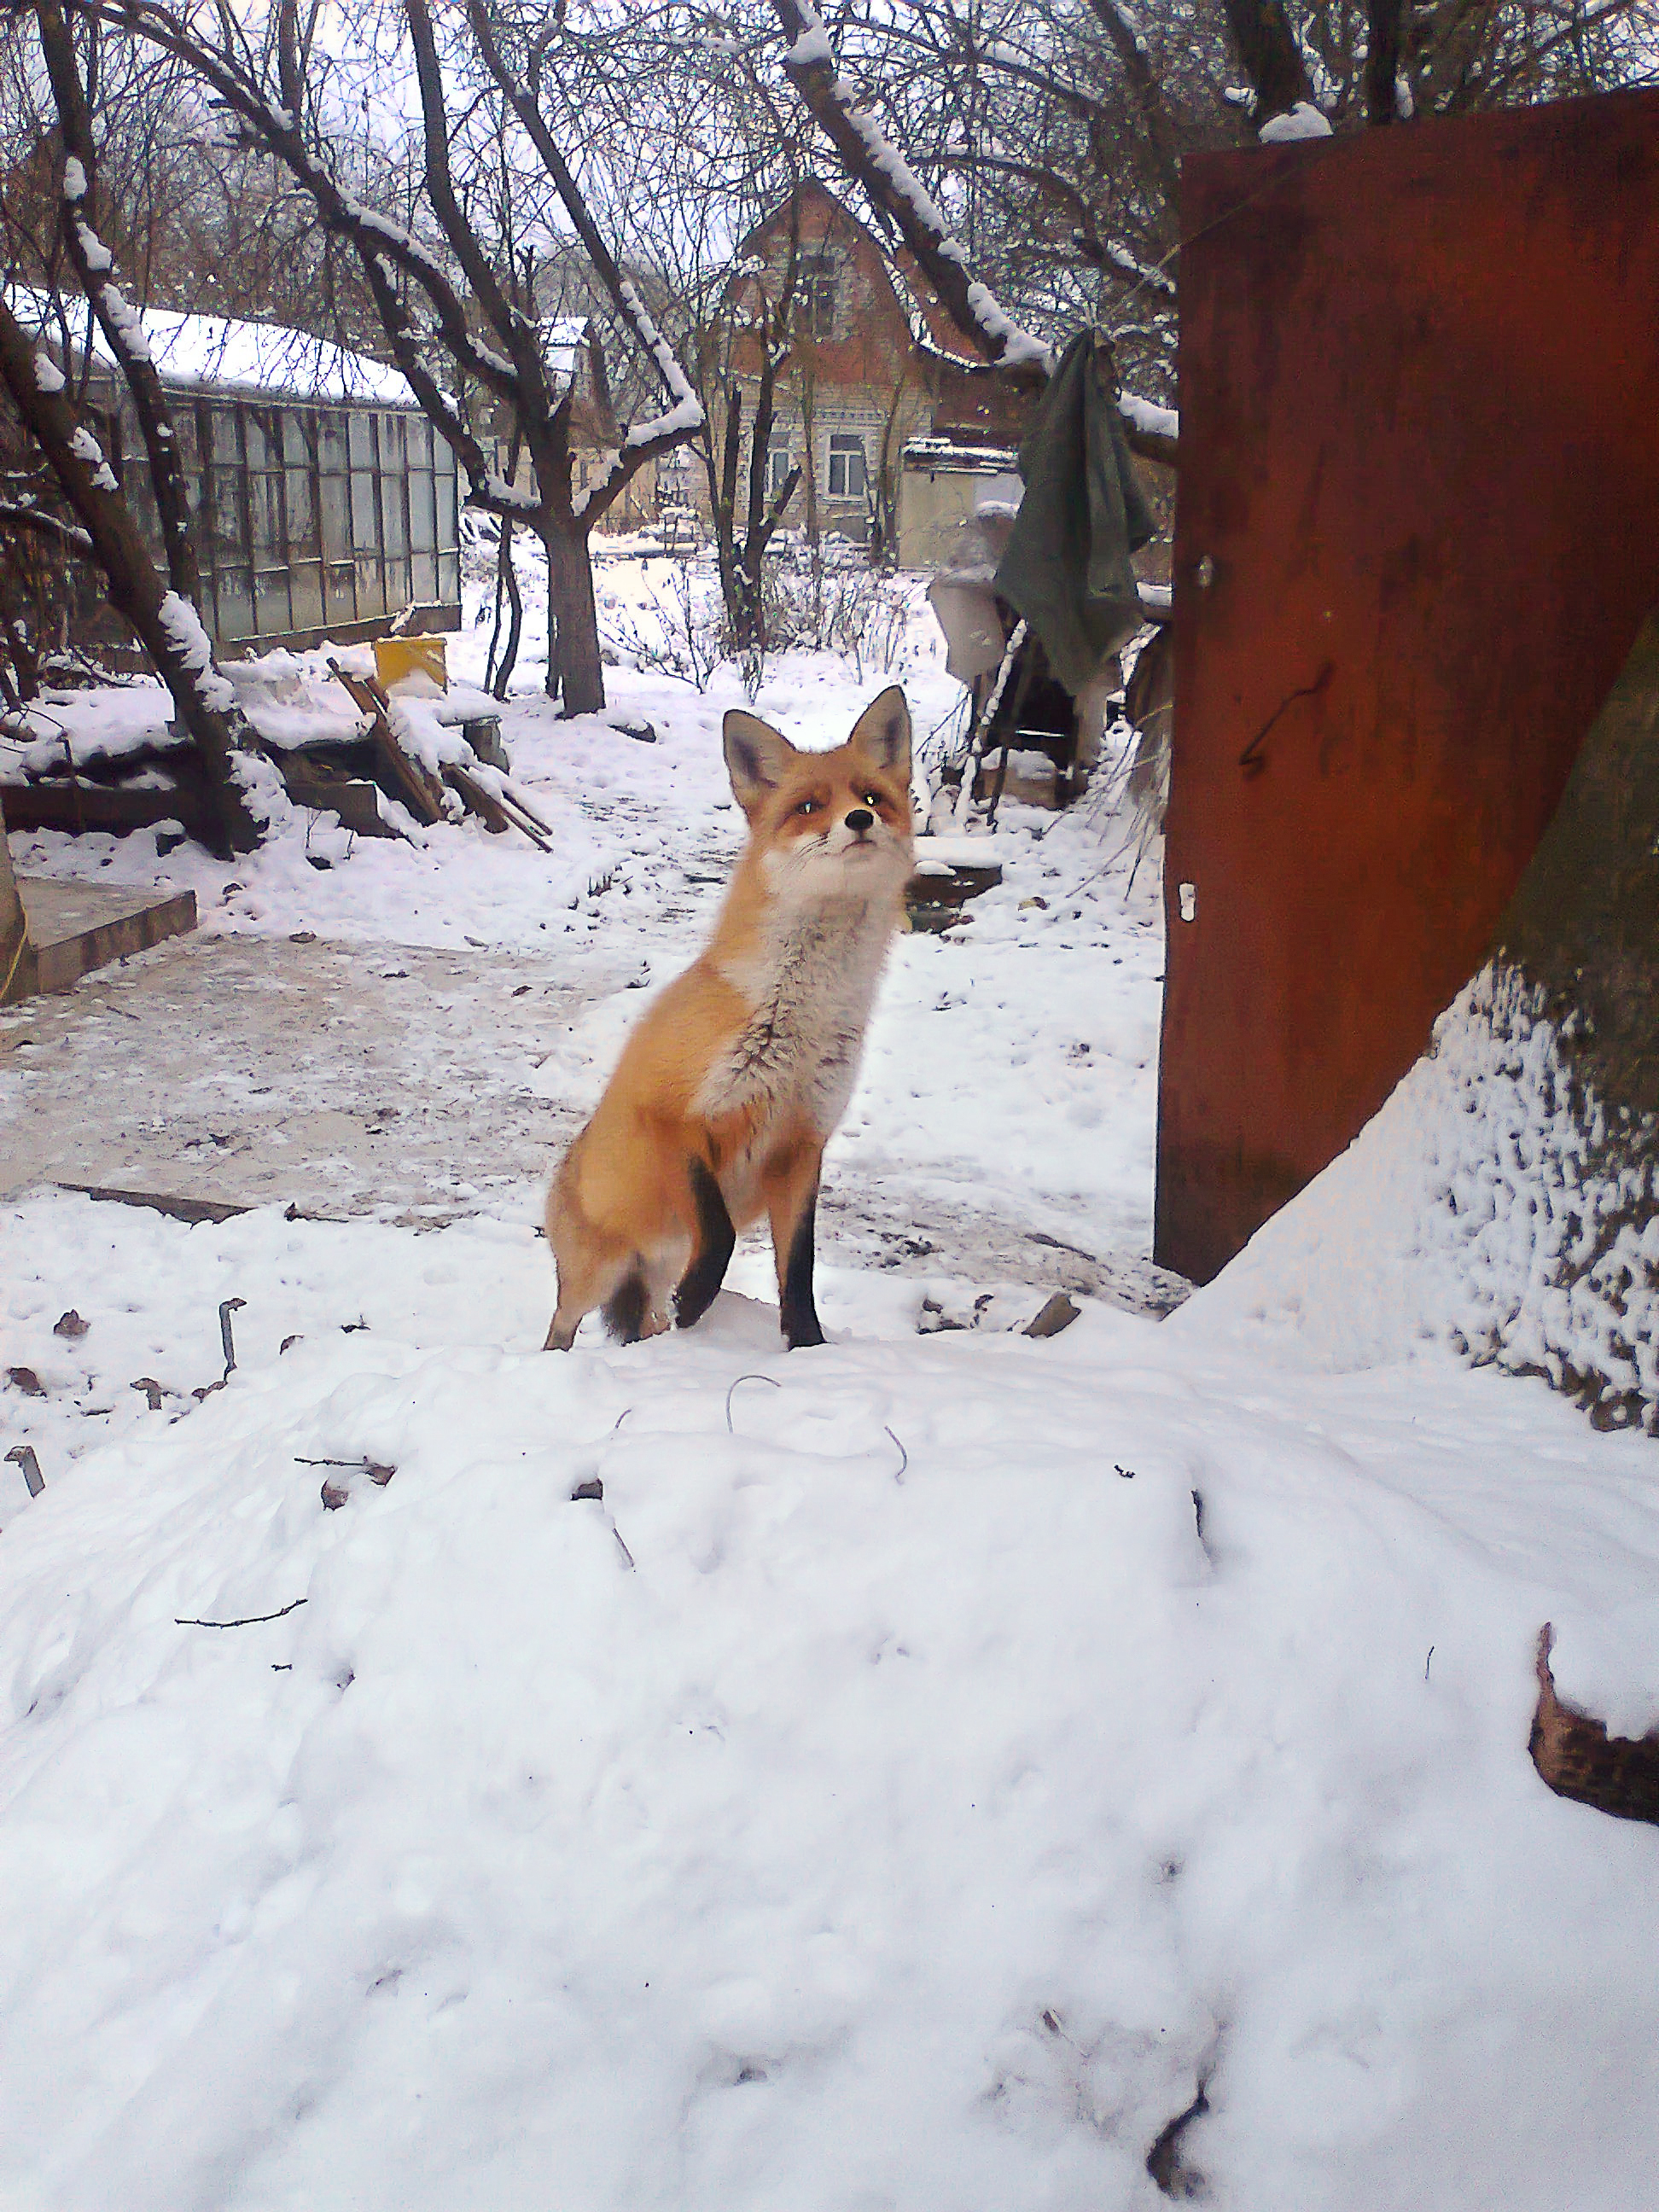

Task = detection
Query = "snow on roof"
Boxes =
[542,315,590,389]
[901,437,1020,471]
[6,285,419,409]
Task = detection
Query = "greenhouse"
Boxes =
[17,296,462,650]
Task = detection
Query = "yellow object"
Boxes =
[374,636,448,694]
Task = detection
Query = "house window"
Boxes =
[800,253,838,340]
[766,443,795,499]
[827,433,867,501]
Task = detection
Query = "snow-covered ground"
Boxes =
[3,563,1656,2209]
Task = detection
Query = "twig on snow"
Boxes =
[218,1297,246,1378]
[176,1597,307,1628]
[6,1444,45,1498]
[725,1372,782,1432]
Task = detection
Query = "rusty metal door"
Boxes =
[1156,89,1659,1286]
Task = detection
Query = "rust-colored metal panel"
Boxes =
[1156,90,1659,1286]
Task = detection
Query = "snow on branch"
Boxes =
[775,0,1051,373]
[1119,391,1178,443]
[1103,240,1177,299]
[0,498,93,553]
[462,0,705,463]
[157,591,236,714]
[614,278,706,442]
[67,423,119,493]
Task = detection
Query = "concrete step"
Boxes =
[10,878,197,999]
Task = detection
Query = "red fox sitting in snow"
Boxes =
[544,686,914,1352]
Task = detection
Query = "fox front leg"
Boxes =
[764,1140,826,1350]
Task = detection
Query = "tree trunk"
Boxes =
[0,298,261,855]
[1365,0,1406,125]
[545,521,604,717]
[1219,0,1316,123]
[489,517,524,701]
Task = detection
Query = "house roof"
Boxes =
[735,178,992,370]
[7,286,419,409]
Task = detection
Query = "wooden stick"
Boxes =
[327,661,445,826]
[444,762,513,836]
[497,776,555,839]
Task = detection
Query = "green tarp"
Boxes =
[994,329,1156,696]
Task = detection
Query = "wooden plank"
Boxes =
[0,781,215,840]
[55,1182,250,1224]
[280,769,402,840]
[0,788,30,1007]
[327,661,446,825]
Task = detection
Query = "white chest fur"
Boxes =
[698,899,895,1139]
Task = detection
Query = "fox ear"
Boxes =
[849,686,911,779]
[723,710,797,815]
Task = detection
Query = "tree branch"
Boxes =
[770,0,1051,375]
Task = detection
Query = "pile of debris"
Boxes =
[0,642,552,853]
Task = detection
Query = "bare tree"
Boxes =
[73,0,705,714]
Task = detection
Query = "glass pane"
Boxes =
[380,473,408,559]
[282,410,317,467]
[250,474,283,555]
[172,406,200,475]
[355,554,386,619]
[435,466,457,544]
[348,411,375,468]
[408,472,435,551]
[318,412,349,474]
[319,472,350,561]
[411,550,438,600]
[437,550,460,601]
[215,564,253,643]
[288,562,324,632]
[255,566,291,634]
[208,405,241,464]
[405,415,431,467]
[212,467,247,560]
[324,561,356,626]
[351,471,380,553]
[243,410,271,469]
[286,468,318,556]
[378,414,405,471]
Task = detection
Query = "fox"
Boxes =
[544,685,915,1353]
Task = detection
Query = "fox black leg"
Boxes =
[675,1156,736,1330]
[780,1190,824,1349]
[764,1145,825,1350]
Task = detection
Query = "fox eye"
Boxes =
[796,797,822,816]
[859,789,882,808]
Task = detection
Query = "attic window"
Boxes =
[800,253,838,340]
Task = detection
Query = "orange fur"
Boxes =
[544,687,914,1350]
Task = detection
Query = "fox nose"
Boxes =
[844,809,875,835]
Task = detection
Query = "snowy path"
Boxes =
[4,626,1179,1308]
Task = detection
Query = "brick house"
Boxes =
[700,179,1031,564]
